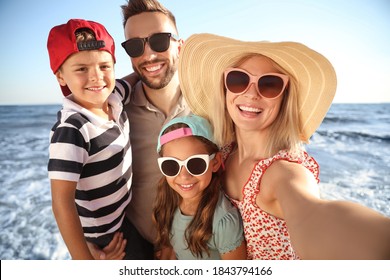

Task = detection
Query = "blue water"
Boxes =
[0,103,389,260]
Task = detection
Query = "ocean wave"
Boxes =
[322,115,369,125]
[316,130,390,144]
[1,103,389,260]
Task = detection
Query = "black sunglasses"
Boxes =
[121,32,179,58]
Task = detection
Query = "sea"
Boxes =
[0,103,389,260]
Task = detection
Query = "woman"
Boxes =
[178,33,390,259]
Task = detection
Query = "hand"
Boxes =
[87,232,127,260]
[155,246,176,260]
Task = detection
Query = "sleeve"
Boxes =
[115,79,132,105]
[48,121,88,182]
[213,200,245,254]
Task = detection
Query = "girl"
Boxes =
[152,115,247,259]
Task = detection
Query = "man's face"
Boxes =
[124,12,181,90]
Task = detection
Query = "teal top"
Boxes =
[170,191,245,259]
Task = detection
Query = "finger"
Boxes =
[86,242,105,260]
[103,232,120,252]
[114,232,124,251]
[109,238,126,260]
[105,233,126,260]
[154,250,162,260]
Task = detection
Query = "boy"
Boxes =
[47,19,138,259]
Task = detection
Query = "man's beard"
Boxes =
[134,57,178,90]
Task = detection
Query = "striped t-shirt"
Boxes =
[48,79,132,241]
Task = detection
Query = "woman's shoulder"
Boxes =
[271,149,313,162]
[267,158,309,177]
[258,149,319,183]
[263,153,320,198]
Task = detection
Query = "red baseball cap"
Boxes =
[47,19,116,96]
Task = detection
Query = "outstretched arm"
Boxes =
[291,199,390,259]
[51,179,94,259]
[268,161,390,259]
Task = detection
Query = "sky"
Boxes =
[0,0,389,105]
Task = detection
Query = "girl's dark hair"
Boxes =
[152,123,221,258]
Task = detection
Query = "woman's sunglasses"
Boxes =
[121,32,179,58]
[157,154,215,177]
[224,68,289,99]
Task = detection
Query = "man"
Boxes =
[89,0,190,259]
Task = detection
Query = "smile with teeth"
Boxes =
[87,86,105,91]
[179,183,194,189]
[145,64,163,72]
[238,105,262,113]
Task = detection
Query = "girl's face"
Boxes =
[56,50,115,111]
[161,136,220,204]
[225,55,284,133]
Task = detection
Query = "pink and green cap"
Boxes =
[157,115,215,153]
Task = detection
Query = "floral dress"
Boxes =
[221,144,319,260]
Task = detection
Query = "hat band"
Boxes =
[160,128,193,146]
[77,40,106,51]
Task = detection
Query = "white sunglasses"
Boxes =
[157,154,215,177]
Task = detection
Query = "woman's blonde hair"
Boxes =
[152,122,221,258]
[212,54,302,157]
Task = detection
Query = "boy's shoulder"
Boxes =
[52,108,90,131]
[115,79,132,103]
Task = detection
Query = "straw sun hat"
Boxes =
[178,33,337,142]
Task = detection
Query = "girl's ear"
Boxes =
[55,71,67,86]
[211,152,223,173]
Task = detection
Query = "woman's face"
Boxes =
[225,55,284,134]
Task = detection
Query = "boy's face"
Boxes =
[56,50,115,110]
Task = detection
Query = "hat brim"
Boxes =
[178,33,337,141]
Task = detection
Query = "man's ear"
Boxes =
[177,38,184,54]
[55,71,67,86]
